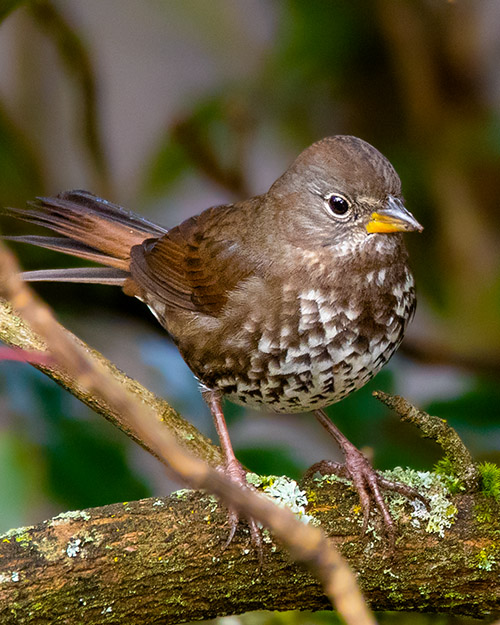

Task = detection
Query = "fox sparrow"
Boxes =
[7,135,423,544]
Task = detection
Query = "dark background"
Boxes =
[1,2,499,623]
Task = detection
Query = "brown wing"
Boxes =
[129,204,255,316]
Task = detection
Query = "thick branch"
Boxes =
[1,481,498,623]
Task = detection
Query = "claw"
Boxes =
[218,458,264,558]
[312,408,428,545]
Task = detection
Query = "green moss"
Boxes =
[478,461,500,500]
[475,545,497,571]
[14,531,32,548]
[474,498,496,524]
[387,591,404,603]
[433,457,466,494]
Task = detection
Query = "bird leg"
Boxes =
[307,408,428,542]
[204,390,262,551]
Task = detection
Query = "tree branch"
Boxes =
[373,391,480,490]
[0,297,223,468]
[1,477,498,623]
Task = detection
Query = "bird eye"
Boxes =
[327,195,351,217]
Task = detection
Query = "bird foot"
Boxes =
[305,447,429,546]
[216,458,263,557]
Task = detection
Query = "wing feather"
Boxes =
[129,205,255,316]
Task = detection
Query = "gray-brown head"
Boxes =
[267,135,422,251]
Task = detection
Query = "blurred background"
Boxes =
[0,1,499,623]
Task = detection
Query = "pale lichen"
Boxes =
[66,538,82,558]
[48,510,91,526]
[172,489,192,500]
[0,571,20,583]
[246,473,317,524]
[314,467,458,537]
[382,468,458,537]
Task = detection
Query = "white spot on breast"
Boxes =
[343,307,360,321]
[258,333,275,354]
[300,298,318,316]
[376,268,387,285]
[318,304,336,326]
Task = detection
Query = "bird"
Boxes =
[5,135,424,545]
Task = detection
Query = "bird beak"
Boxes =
[366,196,423,234]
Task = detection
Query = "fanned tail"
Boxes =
[4,190,167,285]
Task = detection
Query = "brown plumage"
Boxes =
[6,135,424,545]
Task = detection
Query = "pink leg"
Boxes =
[205,390,262,550]
[307,408,428,543]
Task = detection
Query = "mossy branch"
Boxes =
[0,297,222,468]
[373,391,480,490]
[1,477,500,623]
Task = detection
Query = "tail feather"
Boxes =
[21,267,129,285]
[3,235,127,269]
[4,190,167,284]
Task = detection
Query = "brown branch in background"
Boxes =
[171,98,253,199]
[0,298,222,468]
[0,240,376,625]
[373,390,479,490]
[401,338,500,380]
[29,0,111,195]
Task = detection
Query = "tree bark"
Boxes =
[1,477,498,623]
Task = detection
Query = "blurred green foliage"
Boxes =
[0,363,150,530]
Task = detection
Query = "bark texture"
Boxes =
[1,479,499,623]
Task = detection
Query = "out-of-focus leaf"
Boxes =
[0,430,45,531]
[426,379,500,428]
[0,0,28,23]
[143,94,252,198]
[237,445,304,480]
[263,0,392,144]
[0,364,151,513]
[0,102,44,204]
[143,137,193,198]
[424,378,500,460]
